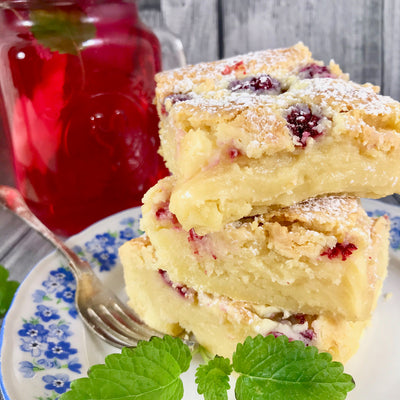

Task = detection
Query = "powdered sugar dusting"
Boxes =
[170,74,396,127]
[156,42,315,99]
[158,42,399,133]
[216,46,306,75]
[288,78,394,116]
[177,90,275,110]
[172,91,281,130]
[289,195,360,219]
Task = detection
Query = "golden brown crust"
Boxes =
[158,73,400,232]
[161,78,400,163]
[156,43,400,179]
[155,42,349,104]
[156,43,310,100]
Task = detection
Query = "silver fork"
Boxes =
[0,185,191,349]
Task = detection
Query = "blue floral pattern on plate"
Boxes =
[3,208,142,400]
[72,216,143,272]
[17,265,79,398]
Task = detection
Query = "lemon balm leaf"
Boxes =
[132,335,192,373]
[0,265,19,317]
[195,356,232,400]
[59,334,355,400]
[233,335,355,400]
[30,9,96,55]
[59,335,192,400]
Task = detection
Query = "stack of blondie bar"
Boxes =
[119,43,400,362]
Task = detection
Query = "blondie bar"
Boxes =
[138,176,389,321]
[155,43,400,234]
[119,236,369,363]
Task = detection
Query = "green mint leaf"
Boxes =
[0,265,19,317]
[233,335,355,400]
[30,9,96,55]
[195,356,232,400]
[59,335,192,400]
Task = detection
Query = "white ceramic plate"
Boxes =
[1,199,399,400]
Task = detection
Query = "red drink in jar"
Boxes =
[0,0,170,236]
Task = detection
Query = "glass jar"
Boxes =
[0,0,184,236]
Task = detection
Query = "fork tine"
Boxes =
[82,299,164,347]
[110,302,164,338]
[84,308,142,348]
[94,303,161,341]
[80,280,164,339]
[85,302,198,351]
[77,304,135,348]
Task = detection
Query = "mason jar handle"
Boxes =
[138,0,186,70]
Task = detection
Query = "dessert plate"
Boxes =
[0,200,399,400]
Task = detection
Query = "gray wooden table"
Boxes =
[1,1,400,399]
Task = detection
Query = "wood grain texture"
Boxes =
[383,0,400,99]
[221,0,383,87]
[0,209,54,282]
[0,210,30,261]
[161,0,219,63]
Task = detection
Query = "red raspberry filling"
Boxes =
[228,74,282,95]
[188,228,204,256]
[161,93,192,115]
[158,269,193,299]
[321,242,358,261]
[268,313,315,345]
[221,61,246,75]
[300,329,315,341]
[155,201,180,227]
[188,229,217,259]
[290,313,307,325]
[285,104,323,147]
[269,329,314,344]
[299,63,336,79]
[228,148,241,159]
[188,228,202,244]
[164,93,192,104]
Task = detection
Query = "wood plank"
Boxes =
[221,0,383,87]
[0,209,30,260]
[0,224,54,282]
[161,0,219,64]
[383,0,400,100]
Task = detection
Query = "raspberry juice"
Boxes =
[0,0,169,236]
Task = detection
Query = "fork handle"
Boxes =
[0,185,92,276]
